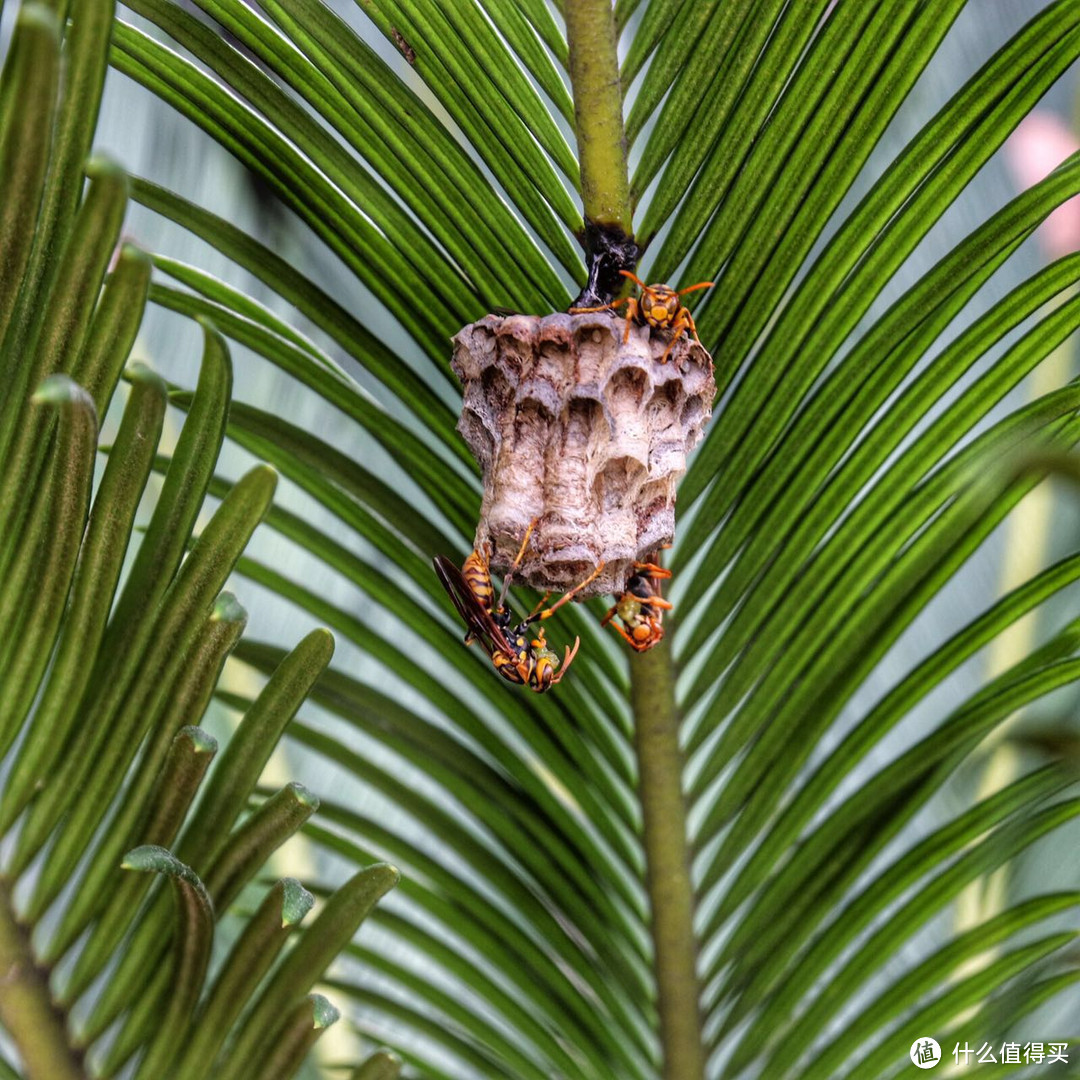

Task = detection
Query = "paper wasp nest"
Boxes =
[452,311,715,598]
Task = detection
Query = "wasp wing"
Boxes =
[433,556,516,658]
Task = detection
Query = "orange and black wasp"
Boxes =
[601,559,673,653]
[570,270,714,364]
[434,524,603,692]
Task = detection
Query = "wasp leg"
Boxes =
[686,309,705,348]
[528,562,606,623]
[605,621,639,649]
[640,595,674,610]
[497,518,539,610]
[600,603,618,628]
[621,298,640,343]
[634,561,672,579]
[569,297,630,315]
[527,591,553,619]
[510,519,537,571]
[659,319,689,364]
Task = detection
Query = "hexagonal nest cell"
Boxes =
[452,310,716,598]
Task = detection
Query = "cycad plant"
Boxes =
[2,0,1080,1078]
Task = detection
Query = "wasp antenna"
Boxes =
[676,280,714,296]
[554,637,581,683]
[619,270,647,289]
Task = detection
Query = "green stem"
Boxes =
[566,8,703,1075]
[0,881,86,1080]
[630,642,706,1080]
[564,0,632,234]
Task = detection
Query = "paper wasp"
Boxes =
[601,560,673,653]
[434,524,603,692]
[570,270,713,364]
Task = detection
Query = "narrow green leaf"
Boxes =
[133,179,462,444]
[256,0,583,282]
[476,0,572,124]
[13,464,276,899]
[44,0,116,237]
[18,329,232,882]
[632,0,792,205]
[0,378,97,758]
[306,812,653,1080]
[259,0,583,282]
[61,720,220,998]
[344,914,581,1080]
[230,551,641,882]
[0,365,165,834]
[150,277,479,507]
[181,628,335,870]
[74,629,333,1038]
[701,553,1080,923]
[110,19,462,363]
[705,621,1080,978]
[126,0,482,323]
[290,724,649,1002]
[203,782,320,913]
[677,6,1080,509]
[119,847,214,1080]
[801,894,1080,1080]
[694,443,1080,855]
[0,4,60,343]
[720,788,1080,1063]
[0,157,127,569]
[106,320,230,638]
[177,0,565,307]
[326,967,550,1080]
[678,249,1080,658]
[682,0,1065,307]
[620,0,693,88]
[252,993,339,1080]
[14,150,128,380]
[513,0,566,60]
[314,0,581,216]
[370,0,579,184]
[322,981,525,1080]
[929,972,1080,1080]
[836,935,1076,1080]
[173,392,462,557]
[46,593,242,971]
[172,879,314,1080]
[72,243,152,418]
[214,864,399,1080]
[91,784,319,1068]
[682,286,1080,720]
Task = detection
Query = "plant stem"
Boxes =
[0,881,85,1080]
[564,0,633,235]
[565,8,704,1075]
[630,642,706,1080]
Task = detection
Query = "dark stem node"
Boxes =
[572,220,640,309]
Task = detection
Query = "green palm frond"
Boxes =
[2,1,1079,1078]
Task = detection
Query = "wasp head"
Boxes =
[639,284,680,328]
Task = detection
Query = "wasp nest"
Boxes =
[452,311,715,598]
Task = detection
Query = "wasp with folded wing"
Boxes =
[601,559,673,653]
[434,525,602,692]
